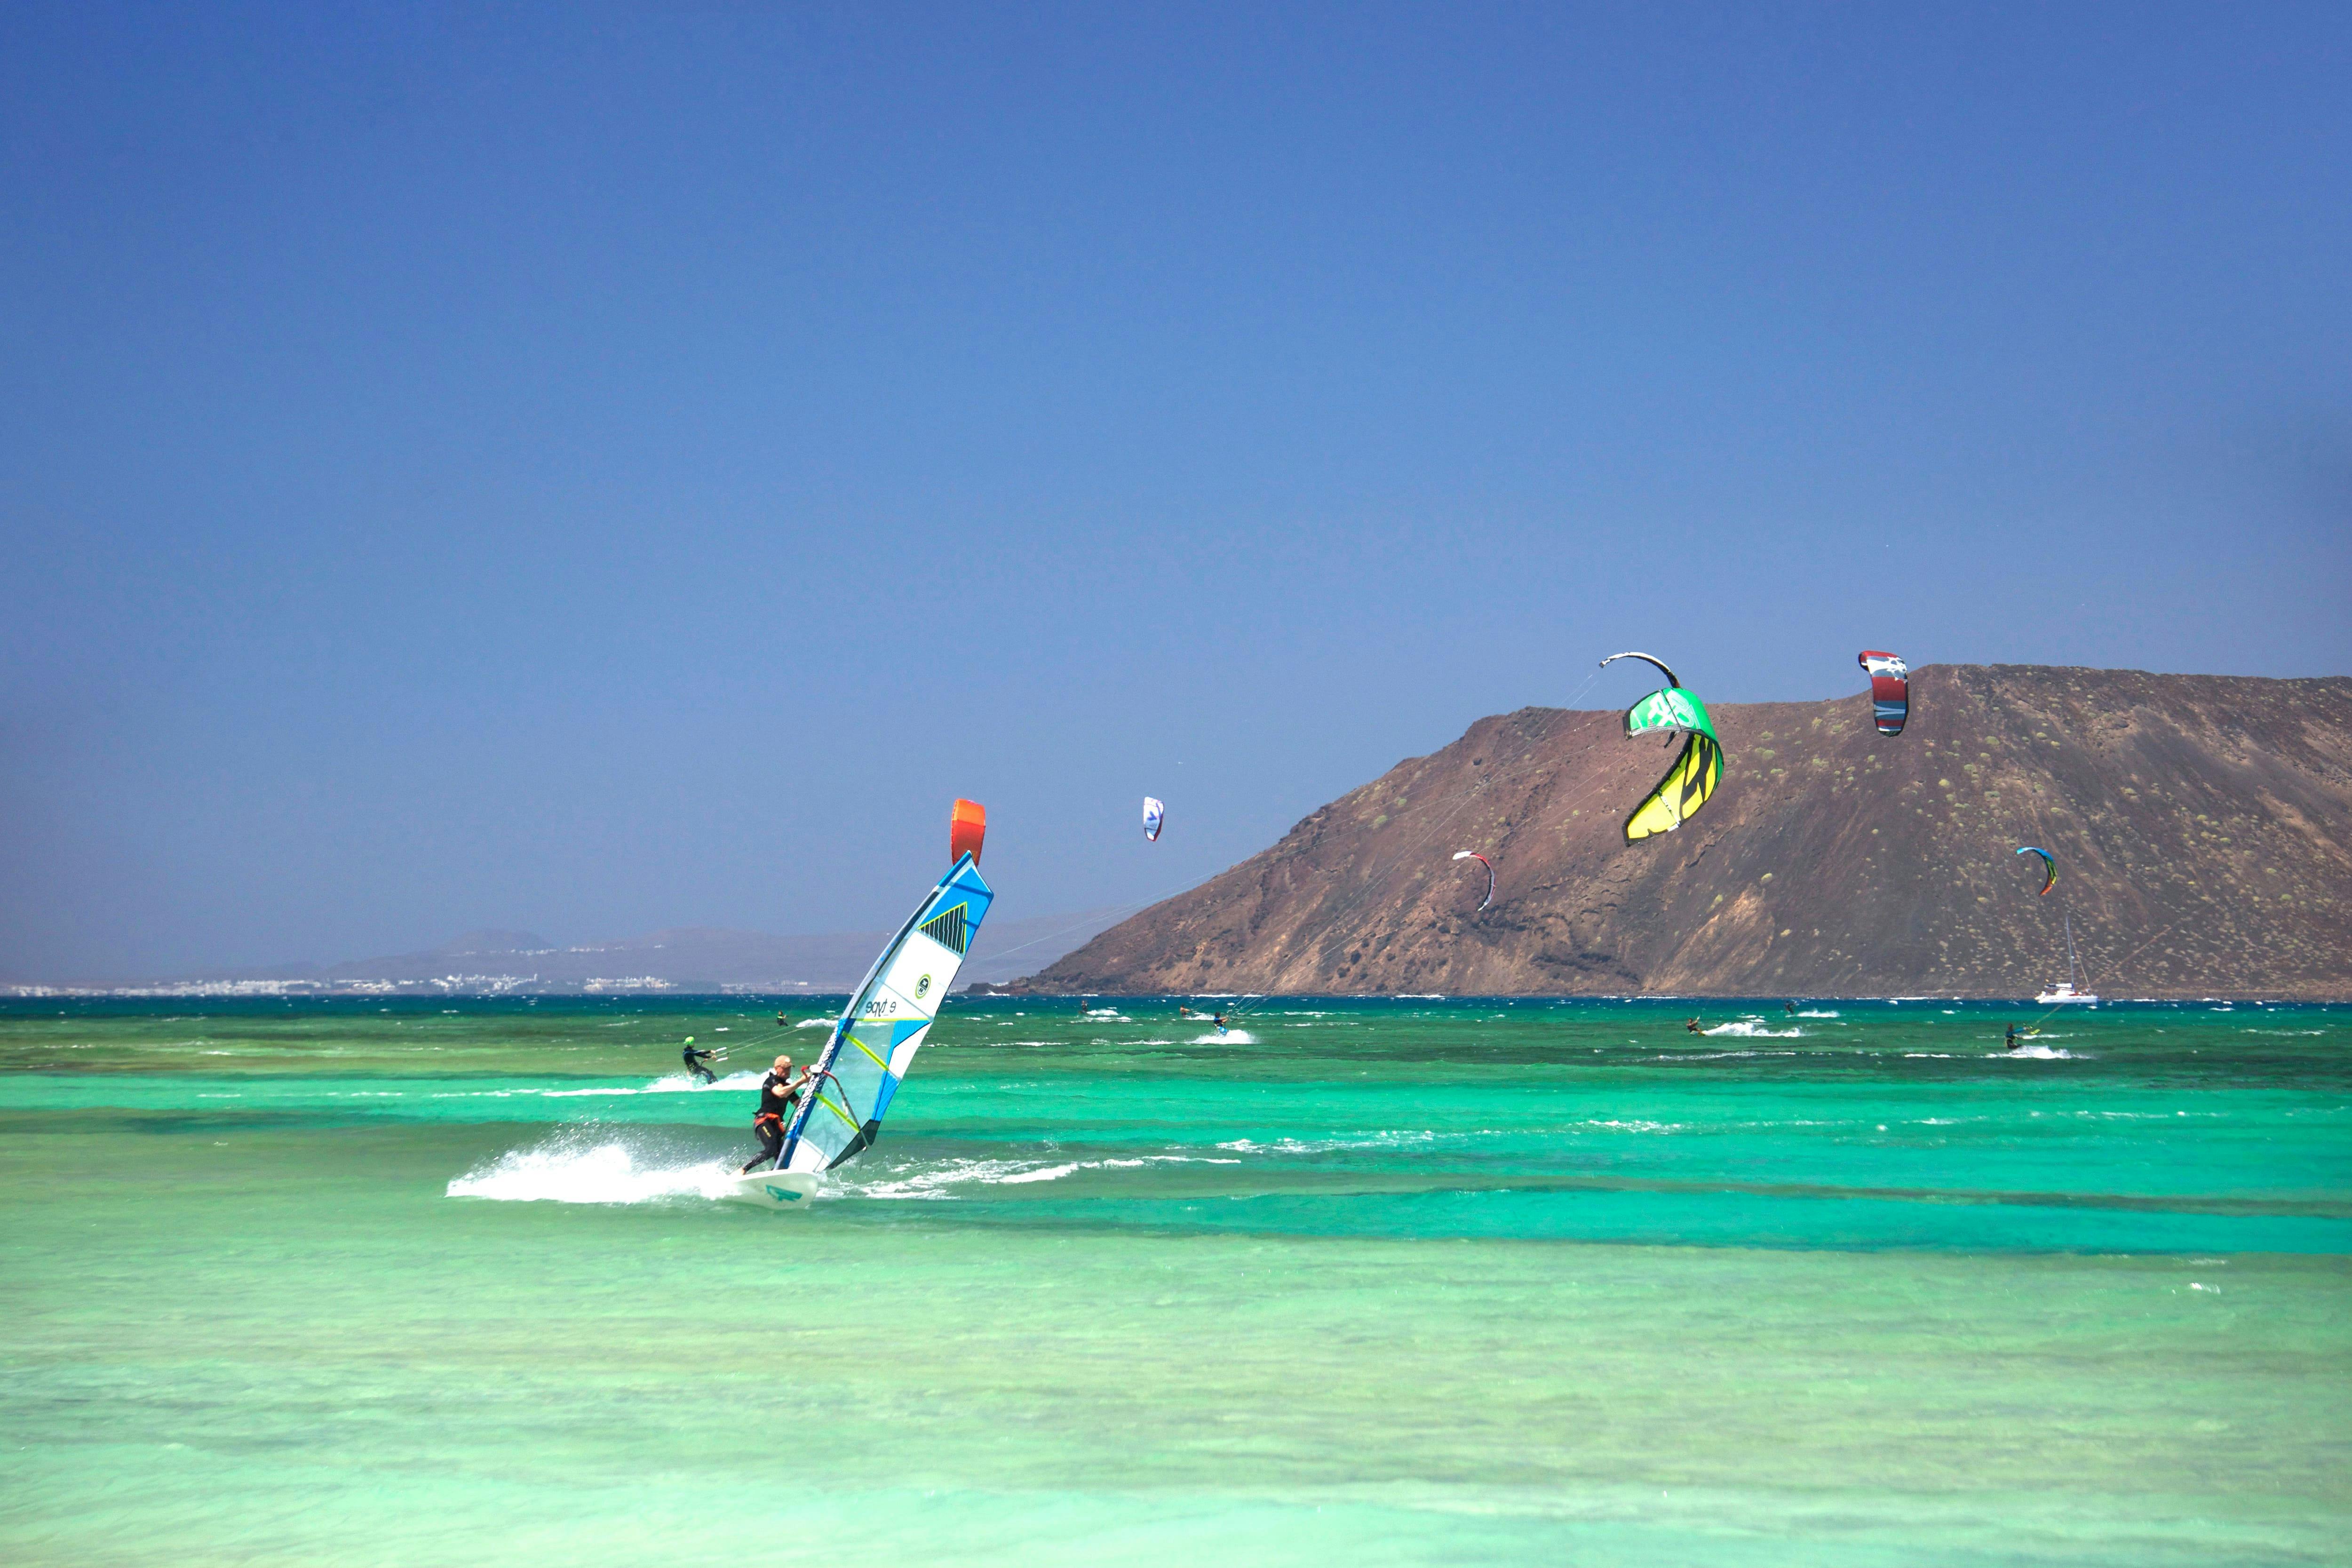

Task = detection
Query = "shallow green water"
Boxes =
[4,996,2348,1565]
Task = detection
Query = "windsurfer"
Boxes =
[741,1054,808,1173]
[681,1038,718,1085]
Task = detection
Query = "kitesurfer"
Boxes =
[681,1037,718,1085]
[740,1054,808,1173]
[1685,1018,1704,1035]
[1784,1001,1797,1016]
[2004,1024,2022,1052]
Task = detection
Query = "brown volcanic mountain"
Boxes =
[1020,666,2352,999]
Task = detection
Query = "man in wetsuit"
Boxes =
[740,1054,809,1173]
[2005,1024,2022,1051]
[681,1037,718,1085]
[1685,1018,1704,1035]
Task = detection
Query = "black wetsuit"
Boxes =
[682,1044,717,1085]
[2005,1026,2020,1051]
[740,1070,803,1172]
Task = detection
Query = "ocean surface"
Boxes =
[3,995,2348,1566]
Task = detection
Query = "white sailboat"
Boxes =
[2035,913,2098,1005]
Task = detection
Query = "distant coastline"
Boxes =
[0,907,1128,1000]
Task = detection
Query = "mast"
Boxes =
[2064,912,2079,990]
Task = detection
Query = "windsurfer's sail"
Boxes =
[777,853,995,1174]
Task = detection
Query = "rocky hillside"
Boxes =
[1018,666,2352,999]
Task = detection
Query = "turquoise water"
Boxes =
[4,996,2348,1565]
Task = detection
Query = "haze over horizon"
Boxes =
[7,3,2348,979]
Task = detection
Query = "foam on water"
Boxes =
[1217,1131,1439,1154]
[451,1133,1259,1207]
[447,1137,738,1203]
[1701,1019,1802,1038]
[1189,1029,1256,1044]
[844,1152,1241,1199]
[539,1069,766,1097]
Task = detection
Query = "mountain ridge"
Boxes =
[1014,665,2352,999]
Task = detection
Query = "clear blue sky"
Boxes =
[5,2,2346,978]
